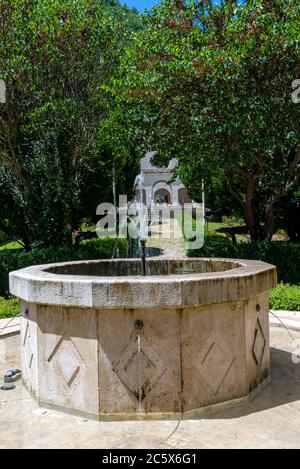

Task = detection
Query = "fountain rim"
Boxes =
[9,257,277,309]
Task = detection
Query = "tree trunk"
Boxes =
[243,200,261,242]
[265,202,275,241]
[20,229,32,252]
[227,173,262,242]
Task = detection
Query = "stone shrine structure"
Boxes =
[137,152,196,207]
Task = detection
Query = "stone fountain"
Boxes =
[9,256,276,420]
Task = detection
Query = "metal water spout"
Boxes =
[140,239,146,276]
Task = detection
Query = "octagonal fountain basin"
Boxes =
[9,257,276,420]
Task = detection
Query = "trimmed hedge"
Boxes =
[269,283,300,311]
[0,237,127,298]
[188,236,300,284]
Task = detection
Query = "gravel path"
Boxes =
[146,217,187,258]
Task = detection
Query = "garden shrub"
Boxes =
[0,237,127,298]
[0,296,19,319]
[269,284,300,311]
[188,236,300,284]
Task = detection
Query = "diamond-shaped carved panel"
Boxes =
[252,318,266,367]
[47,335,87,395]
[23,322,33,370]
[195,332,235,395]
[113,334,166,401]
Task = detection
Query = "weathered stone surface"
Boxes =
[245,293,270,393]
[37,306,99,417]
[181,301,247,411]
[98,308,181,416]
[20,301,39,398]
[9,257,276,419]
[9,258,276,309]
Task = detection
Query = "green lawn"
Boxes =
[0,240,23,251]
[205,221,249,243]
[205,221,226,232]
[175,212,246,240]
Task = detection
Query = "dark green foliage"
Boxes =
[103,0,144,32]
[115,0,300,241]
[0,238,127,298]
[275,190,300,242]
[0,0,135,250]
[269,283,300,311]
[188,237,300,285]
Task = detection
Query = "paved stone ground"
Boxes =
[0,317,20,338]
[1,326,300,449]
[270,310,300,332]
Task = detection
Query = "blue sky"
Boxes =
[120,1,158,12]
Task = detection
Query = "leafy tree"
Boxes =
[102,0,144,32]
[115,0,300,241]
[0,0,125,249]
[99,107,143,198]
